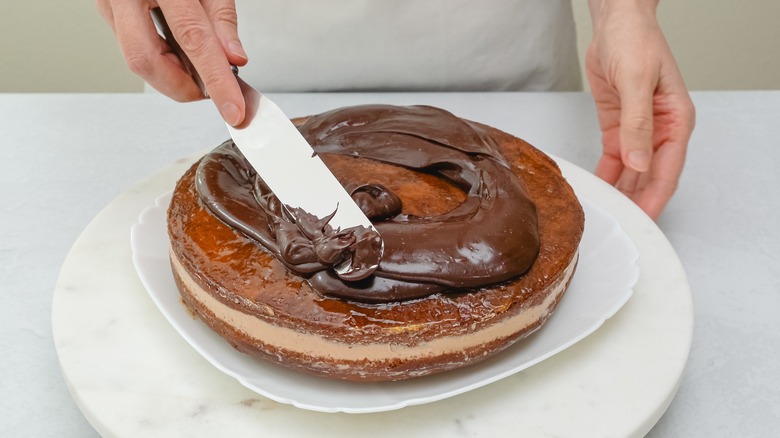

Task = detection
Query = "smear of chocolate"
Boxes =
[195,105,539,303]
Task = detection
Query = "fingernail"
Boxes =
[220,102,242,126]
[228,40,247,60]
[627,150,651,172]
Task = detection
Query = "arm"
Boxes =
[586,0,695,220]
[96,0,248,126]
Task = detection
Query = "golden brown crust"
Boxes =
[167,119,584,381]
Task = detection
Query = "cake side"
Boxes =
[171,247,578,381]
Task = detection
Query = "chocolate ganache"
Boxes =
[195,105,540,303]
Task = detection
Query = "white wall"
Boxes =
[0,1,139,92]
[1,1,779,92]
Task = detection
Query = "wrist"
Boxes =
[588,0,659,32]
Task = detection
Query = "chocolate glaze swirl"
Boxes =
[195,105,539,303]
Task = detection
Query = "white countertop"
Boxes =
[1,91,778,437]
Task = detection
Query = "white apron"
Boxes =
[234,0,581,92]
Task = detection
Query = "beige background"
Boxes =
[1,1,779,93]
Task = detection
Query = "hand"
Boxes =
[586,1,695,220]
[97,0,248,126]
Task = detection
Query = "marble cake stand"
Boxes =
[52,155,692,438]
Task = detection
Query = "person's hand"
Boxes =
[586,1,695,220]
[97,0,248,126]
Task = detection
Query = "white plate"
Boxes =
[131,190,638,414]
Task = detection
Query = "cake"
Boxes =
[167,104,584,382]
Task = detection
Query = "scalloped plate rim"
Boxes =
[130,169,639,414]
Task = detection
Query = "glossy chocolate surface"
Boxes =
[196,105,540,302]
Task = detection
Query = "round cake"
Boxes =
[167,104,584,382]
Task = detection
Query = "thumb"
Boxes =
[618,79,655,172]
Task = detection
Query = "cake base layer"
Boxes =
[171,248,577,381]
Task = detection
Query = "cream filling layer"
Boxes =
[171,249,578,362]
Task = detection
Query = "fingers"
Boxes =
[616,75,655,173]
[110,0,205,101]
[630,163,678,221]
[202,0,248,67]
[594,152,622,183]
[599,144,681,221]
[634,179,675,220]
[594,125,622,184]
[636,106,693,219]
[606,126,689,221]
[157,0,245,125]
[605,164,666,220]
[99,0,246,125]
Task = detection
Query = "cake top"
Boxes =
[196,104,540,303]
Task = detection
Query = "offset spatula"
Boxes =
[150,8,381,278]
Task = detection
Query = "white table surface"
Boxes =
[1,91,778,437]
